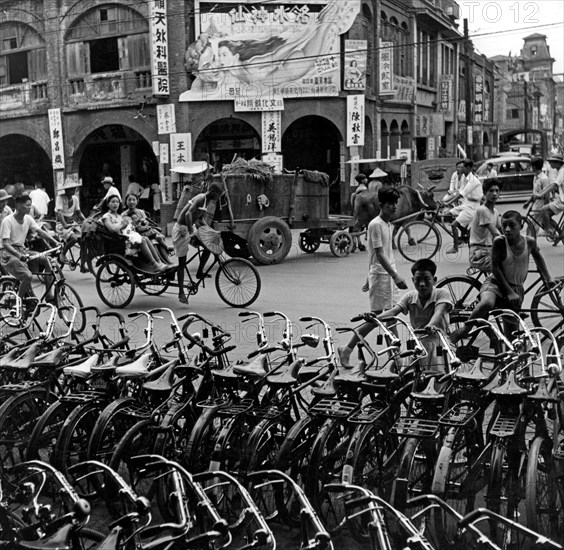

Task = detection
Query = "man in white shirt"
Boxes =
[485,162,498,179]
[0,189,13,228]
[94,177,122,210]
[29,181,51,220]
[1,194,59,300]
[537,154,564,245]
[443,160,465,202]
[443,159,484,254]
[125,175,144,198]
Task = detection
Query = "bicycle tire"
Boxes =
[245,417,293,521]
[95,260,136,309]
[531,283,564,334]
[396,220,441,262]
[523,217,537,239]
[526,435,562,540]
[436,275,482,316]
[274,416,321,528]
[56,282,85,334]
[70,527,105,550]
[184,407,226,474]
[26,399,79,463]
[87,397,139,463]
[392,437,436,516]
[108,419,156,512]
[0,390,49,469]
[215,258,261,308]
[153,402,196,522]
[53,401,103,484]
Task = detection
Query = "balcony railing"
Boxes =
[0,80,48,111]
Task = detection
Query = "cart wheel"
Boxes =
[95,260,135,308]
[138,271,173,296]
[298,232,321,254]
[329,231,352,257]
[248,217,292,265]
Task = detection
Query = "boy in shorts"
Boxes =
[451,210,554,343]
[378,258,453,373]
[338,187,408,367]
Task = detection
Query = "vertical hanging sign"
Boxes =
[346,95,365,147]
[170,133,192,168]
[150,0,170,97]
[379,40,394,96]
[474,75,484,123]
[48,108,65,170]
[261,112,281,153]
[156,104,176,134]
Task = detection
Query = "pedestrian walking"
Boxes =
[29,181,51,221]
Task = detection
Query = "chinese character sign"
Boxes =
[262,112,281,153]
[474,75,484,124]
[439,75,453,120]
[157,104,176,134]
[234,95,284,112]
[170,134,192,168]
[346,95,364,147]
[159,143,169,165]
[150,0,170,97]
[262,153,283,173]
[344,39,366,91]
[180,0,360,102]
[414,114,445,138]
[48,108,65,170]
[379,41,394,96]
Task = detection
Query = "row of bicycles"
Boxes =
[0,283,563,549]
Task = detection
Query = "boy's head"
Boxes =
[411,258,437,300]
[377,187,401,219]
[355,174,368,185]
[531,157,544,171]
[501,210,524,239]
[483,178,502,203]
[462,159,474,175]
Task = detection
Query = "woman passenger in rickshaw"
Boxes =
[123,193,173,265]
[101,195,169,272]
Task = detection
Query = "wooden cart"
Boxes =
[213,171,356,265]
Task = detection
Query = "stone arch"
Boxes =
[60,0,148,32]
[401,119,410,148]
[0,119,51,156]
[364,115,374,158]
[0,9,45,33]
[380,119,389,158]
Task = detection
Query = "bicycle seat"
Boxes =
[1,342,40,370]
[114,351,153,378]
[454,358,489,383]
[335,364,366,385]
[411,377,444,400]
[212,365,239,380]
[490,371,528,396]
[63,354,100,379]
[143,361,177,392]
[90,356,119,375]
[266,359,304,386]
[233,355,268,378]
[32,346,71,369]
[311,370,337,397]
[365,361,399,381]
[527,376,559,402]
[19,523,74,550]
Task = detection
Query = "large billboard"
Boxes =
[180,0,360,102]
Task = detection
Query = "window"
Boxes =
[0,23,46,86]
[531,45,537,56]
[418,31,435,86]
[441,44,455,75]
[89,37,120,73]
[506,108,520,119]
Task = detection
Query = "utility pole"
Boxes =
[464,19,473,158]
[523,78,529,144]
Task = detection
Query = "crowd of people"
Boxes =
[340,152,563,371]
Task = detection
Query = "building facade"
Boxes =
[1,0,490,221]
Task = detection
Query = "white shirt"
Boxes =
[449,172,465,194]
[56,195,80,218]
[552,165,564,203]
[1,214,40,248]
[126,181,144,197]
[460,172,483,206]
[367,216,395,275]
[0,205,13,228]
[29,189,50,216]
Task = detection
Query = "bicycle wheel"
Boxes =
[137,272,172,296]
[396,220,441,262]
[531,283,564,334]
[245,417,292,521]
[26,399,78,463]
[526,436,563,540]
[487,443,529,548]
[215,258,261,308]
[87,397,139,463]
[0,390,47,469]
[53,401,102,481]
[275,416,319,528]
[392,437,436,516]
[56,282,85,334]
[109,419,156,512]
[184,407,227,474]
[95,260,135,309]
[306,420,351,532]
[436,275,482,315]
[523,218,537,239]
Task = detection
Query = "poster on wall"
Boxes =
[180,0,360,102]
[343,39,366,91]
[438,75,454,120]
[157,104,176,135]
[474,75,484,123]
[346,95,364,147]
[170,133,192,168]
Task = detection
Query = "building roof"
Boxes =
[523,33,547,40]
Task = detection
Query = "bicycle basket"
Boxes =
[196,225,224,255]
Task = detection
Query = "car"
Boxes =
[475,156,534,202]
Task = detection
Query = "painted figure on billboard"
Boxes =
[180,0,360,101]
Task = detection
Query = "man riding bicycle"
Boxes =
[0,194,59,301]
[56,181,86,268]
